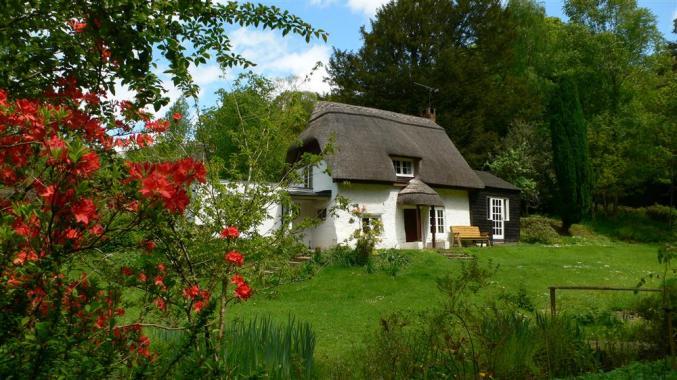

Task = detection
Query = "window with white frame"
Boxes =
[302,166,312,189]
[392,158,414,177]
[361,215,381,234]
[429,208,445,233]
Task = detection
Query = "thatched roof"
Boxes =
[397,177,444,206]
[287,102,484,189]
[474,170,520,191]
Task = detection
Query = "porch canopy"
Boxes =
[397,177,444,207]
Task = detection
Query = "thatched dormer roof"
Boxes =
[397,177,444,206]
[287,102,484,189]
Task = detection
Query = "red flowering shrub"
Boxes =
[220,225,240,239]
[225,250,245,266]
[0,85,252,377]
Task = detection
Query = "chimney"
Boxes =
[422,107,436,123]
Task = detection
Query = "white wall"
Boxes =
[321,183,470,250]
[197,161,472,250]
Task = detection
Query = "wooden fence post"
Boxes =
[549,287,556,318]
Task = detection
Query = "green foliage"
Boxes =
[520,215,562,244]
[0,0,327,110]
[333,258,599,379]
[572,360,677,380]
[154,316,316,379]
[327,0,546,167]
[374,249,411,277]
[329,0,675,215]
[646,204,677,224]
[549,76,592,231]
[325,244,361,267]
[197,72,317,181]
[588,207,676,243]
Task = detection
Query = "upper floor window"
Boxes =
[393,158,414,177]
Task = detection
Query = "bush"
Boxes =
[520,216,562,244]
[646,204,677,224]
[374,249,411,277]
[589,207,676,243]
[572,360,676,380]
[325,244,360,266]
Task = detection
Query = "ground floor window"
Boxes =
[316,208,327,221]
[361,215,381,234]
[429,208,445,234]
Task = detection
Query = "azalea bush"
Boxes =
[0,84,254,377]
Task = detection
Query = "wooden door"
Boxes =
[404,208,419,242]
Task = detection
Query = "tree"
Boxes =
[0,1,327,111]
[548,76,592,232]
[197,72,317,181]
[327,0,546,167]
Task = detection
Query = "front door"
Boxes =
[403,208,420,242]
[490,197,505,240]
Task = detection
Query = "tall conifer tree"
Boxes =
[549,76,592,232]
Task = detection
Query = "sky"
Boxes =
[143,0,677,117]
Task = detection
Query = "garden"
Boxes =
[1,0,676,379]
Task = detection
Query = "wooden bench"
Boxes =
[450,226,492,247]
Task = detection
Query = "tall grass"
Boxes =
[150,315,315,379]
[223,316,315,379]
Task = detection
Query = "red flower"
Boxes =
[231,274,245,287]
[157,263,166,272]
[72,198,97,225]
[89,224,104,236]
[139,172,173,200]
[182,285,200,299]
[172,112,183,121]
[45,134,66,151]
[38,184,56,201]
[68,19,87,33]
[137,272,147,283]
[154,297,167,312]
[220,226,239,239]
[120,266,133,276]
[225,251,244,266]
[136,335,151,358]
[95,315,107,329]
[193,300,206,313]
[65,228,80,240]
[115,308,125,316]
[154,275,164,287]
[143,240,156,251]
[234,283,252,300]
[12,249,38,266]
[75,151,100,177]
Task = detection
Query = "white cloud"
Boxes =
[307,0,389,16]
[346,0,390,16]
[308,0,338,6]
[229,27,332,94]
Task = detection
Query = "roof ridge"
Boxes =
[310,101,443,130]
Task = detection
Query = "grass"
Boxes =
[229,242,665,365]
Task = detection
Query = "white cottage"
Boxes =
[284,102,520,249]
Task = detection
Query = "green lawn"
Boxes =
[229,243,664,364]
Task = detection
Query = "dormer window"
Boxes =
[393,158,414,177]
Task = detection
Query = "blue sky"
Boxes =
[135,0,677,116]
